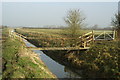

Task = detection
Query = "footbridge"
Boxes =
[9,29,116,51]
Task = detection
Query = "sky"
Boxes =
[0,2,2,26]
[1,0,119,2]
[2,2,118,28]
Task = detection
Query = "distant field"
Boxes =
[15,28,92,40]
[16,28,114,40]
[16,28,112,37]
[16,28,92,35]
[15,28,114,47]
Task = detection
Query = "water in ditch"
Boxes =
[24,39,82,78]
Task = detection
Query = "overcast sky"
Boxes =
[2,2,118,28]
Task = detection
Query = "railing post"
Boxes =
[104,31,105,40]
[92,30,94,43]
[81,36,85,47]
[13,32,15,39]
[83,41,86,48]
[113,30,116,40]
[116,30,117,39]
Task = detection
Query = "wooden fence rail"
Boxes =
[78,31,94,48]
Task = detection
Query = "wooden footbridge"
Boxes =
[9,29,116,51]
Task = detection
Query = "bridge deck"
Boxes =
[27,47,90,50]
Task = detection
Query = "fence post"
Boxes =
[13,32,15,39]
[113,30,116,40]
[104,31,105,40]
[81,36,84,47]
[116,30,117,39]
[83,41,86,48]
[92,30,94,43]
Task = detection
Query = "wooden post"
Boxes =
[92,30,94,43]
[63,39,65,47]
[19,35,23,42]
[113,30,116,40]
[83,41,86,48]
[104,31,105,40]
[14,32,17,39]
[19,35,21,41]
[79,36,83,47]
[13,32,14,39]
[116,30,117,39]
[82,36,84,47]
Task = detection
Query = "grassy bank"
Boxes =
[42,41,120,79]
[2,28,56,78]
[64,41,120,78]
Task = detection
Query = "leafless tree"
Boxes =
[64,9,85,46]
[111,13,120,39]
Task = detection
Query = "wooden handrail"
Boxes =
[78,31,94,48]
[82,31,93,37]
[23,37,80,40]
[86,38,93,43]
[84,35,93,40]
[27,46,90,50]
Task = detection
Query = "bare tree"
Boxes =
[111,13,120,39]
[64,9,85,46]
[112,13,120,30]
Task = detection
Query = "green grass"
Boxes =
[2,28,56,78]
[82,41,120,78]
[16,28,92,36]
[64,41,120,78]
[3,37,21,78]
[16,28,112,35]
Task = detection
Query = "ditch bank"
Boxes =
[2,34,56,78]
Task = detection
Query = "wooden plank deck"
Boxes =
[27,47,90,50]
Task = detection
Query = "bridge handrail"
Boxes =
[78,31,94,48]
[81,31,93,37]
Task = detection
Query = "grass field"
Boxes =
[16,28,113,37]
[16,28,114,39]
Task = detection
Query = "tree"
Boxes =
[111,13,120,30]
[111,13,120,39]
[64,9,85,46]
